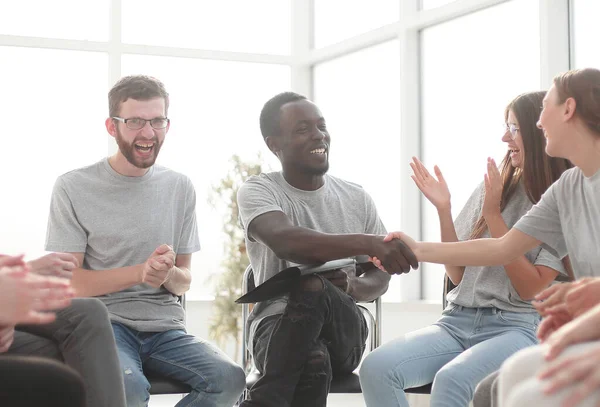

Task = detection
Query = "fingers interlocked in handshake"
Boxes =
[368,233,419,275]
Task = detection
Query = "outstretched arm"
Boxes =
[404,227,541,267]
[249,211,417,275]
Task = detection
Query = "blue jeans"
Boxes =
[360,304,540,407]
[112,323,245,407]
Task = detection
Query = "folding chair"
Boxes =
[240,264,381,397]
[147,295,192,395]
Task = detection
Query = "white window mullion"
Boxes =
[399,0,422,301]
[539,0,570,87]
[108,0,122,156]
[291,0,312,97]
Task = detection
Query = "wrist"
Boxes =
[413,242,423,262]
[483,210,502,222]
[163,266,177,286]
[363,234,378,256]
[437,205,452,216]
[137,264,146,284]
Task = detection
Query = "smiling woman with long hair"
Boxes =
[376,68,600,407]
[359,91,572,407]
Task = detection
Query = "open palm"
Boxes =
[410,156,451,211]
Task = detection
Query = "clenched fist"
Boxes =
[141,244,176,288]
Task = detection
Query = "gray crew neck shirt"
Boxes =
[237,171,387,344]
[514,167,600,279]
[45,158,201,332]
[448,181,566,311]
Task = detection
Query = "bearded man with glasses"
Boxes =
[44,75,245,407]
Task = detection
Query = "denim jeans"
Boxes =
[360,304,540,407]
[111,323,245,407]
[241,275,368,407]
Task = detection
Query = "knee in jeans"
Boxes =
[434,364,466,390]
[122,368,150,407]
[227,362,246,395]
[206,360,245,396]
[360,351,394,387]
[299,275,325,292]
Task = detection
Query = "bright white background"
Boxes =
[0,0,590,304]
[0,0,593,405]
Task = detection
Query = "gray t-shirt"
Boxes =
[45,158,201,332]
[514,167,600,279]
[237,172,387,342]
[448,181,566,312]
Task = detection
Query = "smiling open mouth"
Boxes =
[135,142,154,153]
[310,148,326,155]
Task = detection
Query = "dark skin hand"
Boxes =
[249,211,418,276]
[320,262,391,302]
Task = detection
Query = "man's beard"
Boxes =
[115,128,162,169]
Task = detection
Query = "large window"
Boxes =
[571,0,600,68]
[122,56,289,299]
[0,47,108,258]
[0,0,291,302]
[122,0,291,54]
[314,40,402,299]
[420,0,540,300]
[314,0,399,48]
[0,0,108,41]
[0,0,580,306]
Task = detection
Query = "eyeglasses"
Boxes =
[112,117,170,130]
[504,123,520,139]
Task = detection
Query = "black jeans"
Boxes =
[241,275,368,407]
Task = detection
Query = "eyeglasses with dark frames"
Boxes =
[112,117,170,130]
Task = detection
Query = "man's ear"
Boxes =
[105,117,117,138]
[564,97,577,121]
[265,136,281,155]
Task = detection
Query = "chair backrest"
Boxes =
[241,265,254,372]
